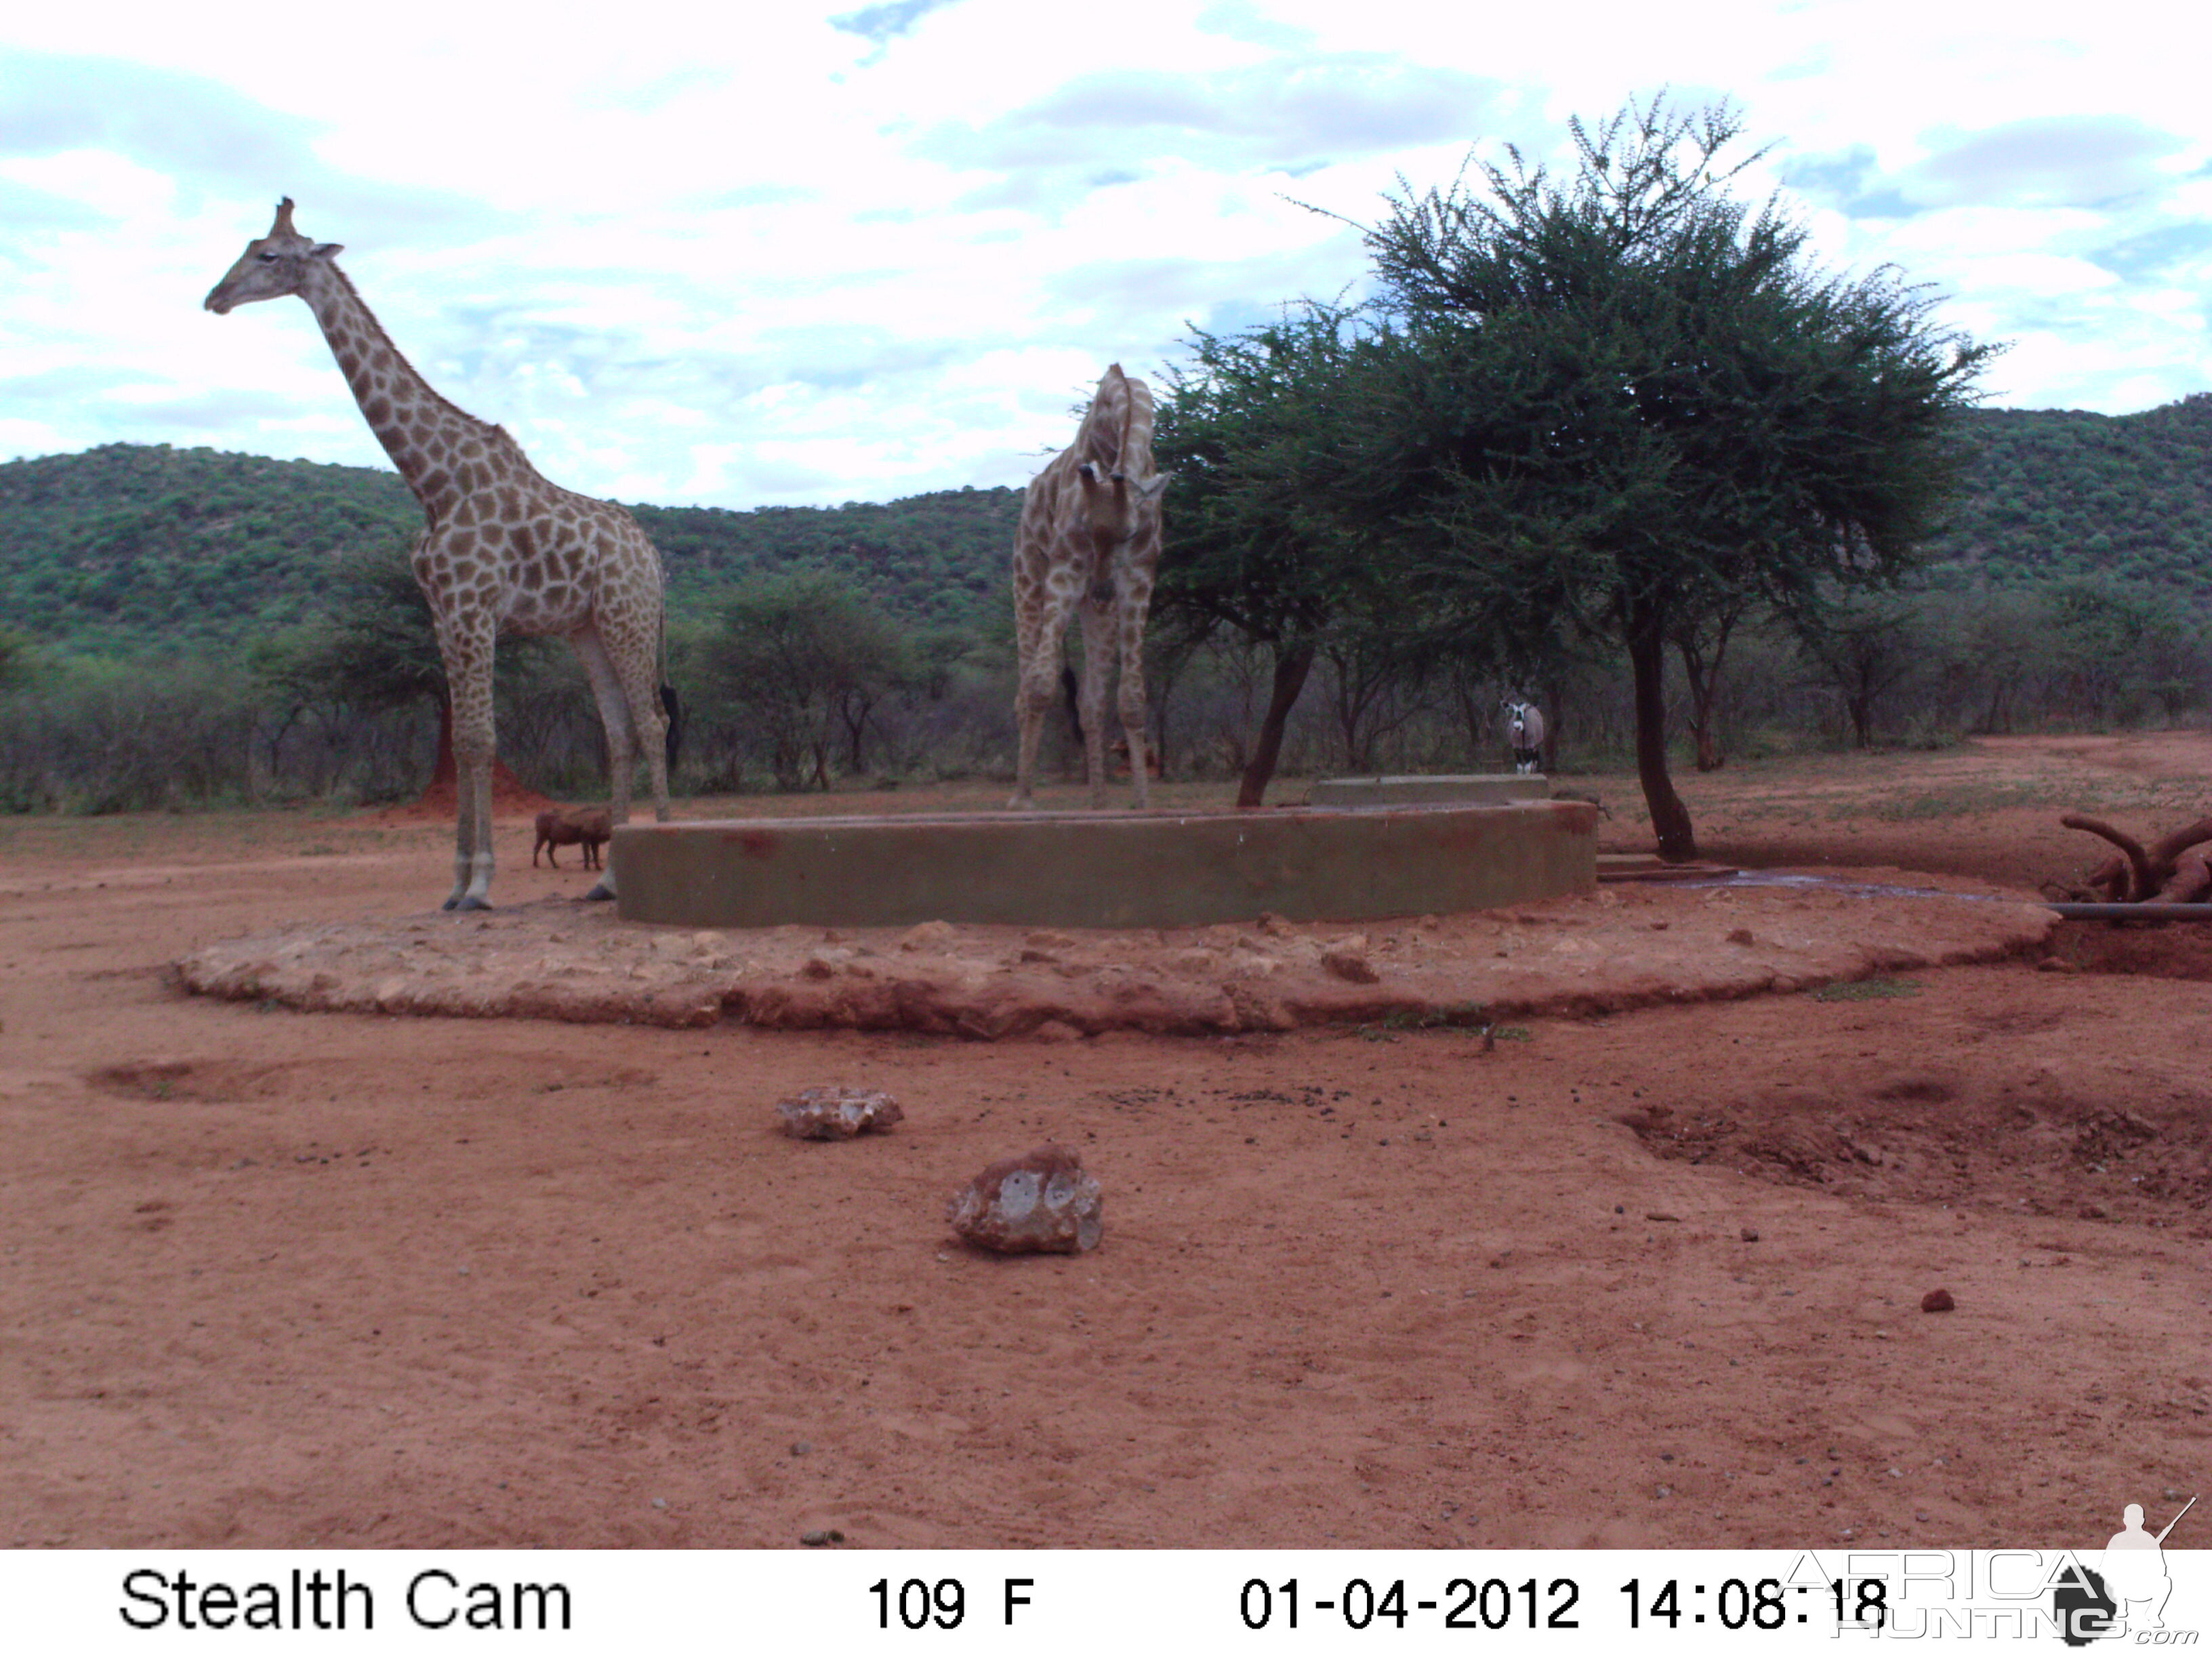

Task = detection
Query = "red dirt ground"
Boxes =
[2,733,2207,1551]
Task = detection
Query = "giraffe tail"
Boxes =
[661,683,684,772]
[653,605,684,773]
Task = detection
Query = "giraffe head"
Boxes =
[203,198,344,314]
[1072,365,1169,587]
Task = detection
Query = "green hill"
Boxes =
[0,444,419,653]
[632,491,1018,631]
[4,392,2209,657]
[0,443,1022,655]
[1924,392,2212,594]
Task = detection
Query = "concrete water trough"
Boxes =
[613,798,1599,931]
[1305,773,1551,808]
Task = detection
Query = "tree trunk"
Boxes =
[1330,655,1364,771]
[262,705,301,779]
[1846,689,1874,748]
[771,735,803,792]
[1325,645,1387,771]
[1146,641,1188,781]
[1237,640,1316,809]
[1539,674,1563,774]
[1626,605,1697,861]
[840,691,874,776]
[1677,613,1736,773]
[1452,672,1485,764]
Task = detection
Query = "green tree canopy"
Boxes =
[260,539,446,716]
[700,571,916,790]
[1361,96,1996,856]
[255,537,567,792]
[0,628,34,693]
[1153,302,1412,804]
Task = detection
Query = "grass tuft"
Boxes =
[1811,977,1922,1002]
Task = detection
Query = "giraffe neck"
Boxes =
[297,262,516,523]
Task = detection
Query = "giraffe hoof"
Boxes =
[583,883,616,903]
[453,895,493,912]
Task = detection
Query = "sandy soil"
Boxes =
[3,734,2208,1551]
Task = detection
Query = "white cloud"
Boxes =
[1,1,2208,504]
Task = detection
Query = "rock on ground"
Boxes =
[777,1086,903,1140]
[947,1146,1104,1254]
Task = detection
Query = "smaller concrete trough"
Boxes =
[614,800,1597,931]
[1308,773,1551,808]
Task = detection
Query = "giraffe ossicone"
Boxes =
[1010,364,1170,811]
[205,198,678,911]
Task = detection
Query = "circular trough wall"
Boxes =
[611,800,1597,930]
[176,873,2055,1038]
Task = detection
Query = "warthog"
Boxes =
[533,806,612,871]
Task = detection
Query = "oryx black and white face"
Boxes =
[1501,698,1544,774]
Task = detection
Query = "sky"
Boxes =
[2,0,2207,510]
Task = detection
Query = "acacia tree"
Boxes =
[1673,597,1748,771]
[1363,98,1994,857]
[259,541,452,792]
[261,540,558,800]
[1153,304,1406,805]
[262,543,442,701]
[1793,588,1921,747]
[703,571,912,791]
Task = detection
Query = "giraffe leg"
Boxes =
[1076,603,1114,809]
[607,626,672,897]
[569,626,652,902]
[443,781,472,910]
[615,643,671,825]
[592,552,673,825]
[1010,585,1078,809]
[1115,583,1155,810]
[442,632,499,911]
[455,743,496,909]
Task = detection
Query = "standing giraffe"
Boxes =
[1010,365,1170,808]
[204,199,674,910]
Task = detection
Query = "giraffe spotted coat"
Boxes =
[1009,364,1169,808]
[205,199,672,911]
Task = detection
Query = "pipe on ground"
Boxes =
[2045,903,2212,922]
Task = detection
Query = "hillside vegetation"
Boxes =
[1938,394,2212,593]
[0,441,1019,656]
[6,398,2212,655]
[5,398,2211,657]
[1,396,2207,816]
